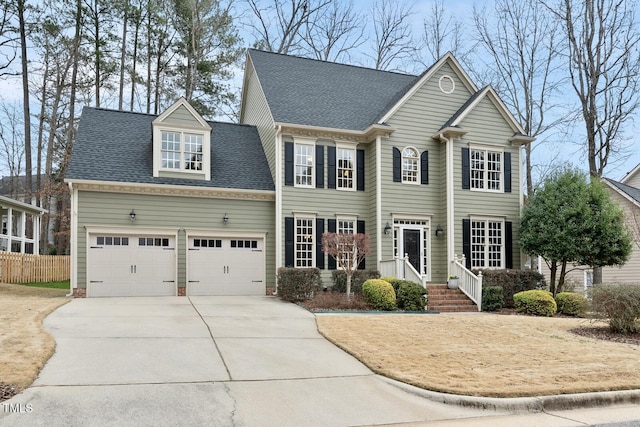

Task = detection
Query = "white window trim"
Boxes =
[469,146,504,193]
[401,146,420,185]
[294,214,315,268]
[336,215,357,270]
[294,139,315,188]
[152,99,211,180]
[469,216,505,269]
[158,130,207,173]
[335,143,357,192]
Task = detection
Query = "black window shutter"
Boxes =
[285,142,294,186]
[357,149,365,191]
[504,152,512,193]
[316,145,324,188]
[327,146,336,189]
[393,147,401,182]
[357,220,365,269]
[505,221,513,269]
[285,217,294,267]
[421,151,429,185]
[316,218,325,269]
[462,147,470,189]
[328,219,336,270]
[462,219,471,269]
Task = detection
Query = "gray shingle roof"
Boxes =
[606,178,640,205]
[248,49,417,131]
[67,107,274,191]
[440,86,488,130]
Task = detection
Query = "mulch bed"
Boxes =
[0,383,18,402]
[571,326,640,346]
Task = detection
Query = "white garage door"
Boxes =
[187,236,265,295]
[88,234,176,297]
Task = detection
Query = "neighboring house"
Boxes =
[0,175,58,248]
[0,195,46,254]
[539,170,640,292]
[66,49,532,298]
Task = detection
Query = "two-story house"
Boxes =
[66,49,532,298]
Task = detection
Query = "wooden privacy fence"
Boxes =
[0,253,70,283]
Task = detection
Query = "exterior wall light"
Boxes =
[223,213,228,224]
[435,224,443,238]
[384,222,391,235]
[130,210,136,221]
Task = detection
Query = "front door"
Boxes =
[403,229,421,273]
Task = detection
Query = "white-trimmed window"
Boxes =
[337,217,356,267]
[337,147,355,190]
[402,147,419,183]
[471,218,504,268]
[295,144,314,187]
[161,131,204,171]
[471,148,502,191]
[295,217,314,267]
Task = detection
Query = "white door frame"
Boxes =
[392,217,432,282]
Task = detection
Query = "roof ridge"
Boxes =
[247,48,418,78]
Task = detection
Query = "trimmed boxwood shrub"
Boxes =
[277,268,321,302]
[474,269,546,308]
[513,290,557,317]
[482,286,504,312]
[331,269,380,294]
[362,279,396,311]
[591,284,640,333]
[396,281,427,311]
[555,292,589,317]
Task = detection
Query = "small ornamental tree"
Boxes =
[322,232,371,296]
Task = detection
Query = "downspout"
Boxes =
[67,181,76,297]
[274,125,283,294]
[376,135,382,267]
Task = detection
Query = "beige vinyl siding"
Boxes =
[241,59,277,180]
[453,97,522,269]
[623,170,640,188]
[280,138,372,286]
[75,190,275,290]
[367,138,379,268]
[161,105,201,127]
[379,62,473,283]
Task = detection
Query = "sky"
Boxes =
[0,0,638,182]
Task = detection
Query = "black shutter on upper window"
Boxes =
[393,147,401,182]
[316,145,324,188]
[462,219,471,269]
[316,218,325,269]
[285,217,294,267]
[357,220,365,270]
[421,151,429,185]
[462,147,470,190]
[504,152,512,193]
[505,221,513,269]
[285,142,294,186]
[328,219,336,270]
[356,149,365,191]
[327,146,336,189]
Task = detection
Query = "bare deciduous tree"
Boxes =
[0,2,17,76]
[545,0,640,285]
[422,0,465,64]
[0,101,25,197]
[367,0,415,71]
[245,0,331,55]
[474,0,565,196]
[304,0,364,62]
[322,232,371,297]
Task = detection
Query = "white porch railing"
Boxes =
[450,254,483,311]
[379,255,426,286]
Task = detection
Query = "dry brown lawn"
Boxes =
[317,314,640,398]
[0,283,69,391]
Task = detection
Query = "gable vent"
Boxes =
[439,75,455,94]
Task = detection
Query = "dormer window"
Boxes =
[152,98,211,180]
[161,131,203,171]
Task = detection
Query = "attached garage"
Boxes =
[87,232,177,297]
[187,234,265,295]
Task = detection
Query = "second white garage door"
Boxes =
[187,236,265,295]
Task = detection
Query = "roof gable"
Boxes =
[604,178,640,208]
[621,163,640,186]
[153,98,211,130]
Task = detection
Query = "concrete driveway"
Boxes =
[0,296,491,426]
[3,296,640,426]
